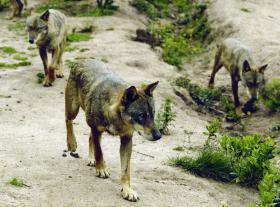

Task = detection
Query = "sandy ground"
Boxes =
[1,0,279,206]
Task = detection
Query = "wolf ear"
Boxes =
[122,86,139,106]
[243,60,251,73]
[144,81,159,96]
[41,10,50,21]
[259,64,268,74]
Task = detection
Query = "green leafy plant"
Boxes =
[37,72,45,84]
[0,0,9,11]
[203,118,221,148]
[156,97,176,135]
[9,177,24,187]
[0,47,17,55]
[261,78,280,112]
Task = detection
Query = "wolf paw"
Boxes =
[43,77,52,87]
[208,83,214,89]
[121,187,139,202]
[56,74,64,78]
[67,142,77,152]
[87,160,95,167]
[96,168,110,179]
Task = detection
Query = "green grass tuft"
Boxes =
[66,33,92,43]
[261,78,280,112]
[0,47,17,55]
[9,177,24,187]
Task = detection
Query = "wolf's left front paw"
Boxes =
[96,168,110,179]
[121,186,139,202]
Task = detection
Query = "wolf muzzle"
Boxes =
[151,129,161,141]
[29,39,34,44]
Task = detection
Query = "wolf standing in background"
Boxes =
[9,0,27,19]
[26,9,67,86]
[208,38,268,113]
[65,59,161,202]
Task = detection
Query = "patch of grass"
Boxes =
[13,54,28,61]
[66,33,92,43]
[241,8,250,13]
[156,97,176,135]
[261,78,280,112]
[65,59,76,68]
[0,47,17,55]
[36,0,117,17]
[27,46,36,51]
[80,48,90,52]
[170,150,234,182]
[0,61,31,68]
[9,177,24,187]
[65,43,78,52]
[37,72,45,84]
[8,21,26,32]
[106,27,114,31]
[173,146,184,151]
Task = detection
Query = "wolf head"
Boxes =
[242,60,268,100]
[26,10,50,44]
[120,81,162,141]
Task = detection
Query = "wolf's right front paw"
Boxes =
[121,186,139,202]
[96,168,110,179]
[43,76,52,87]
[208,83,214,89]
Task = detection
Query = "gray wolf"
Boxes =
[208,38,268,112]
[65,59,161,202]
[9,0,27,19]
[26,9,67,86]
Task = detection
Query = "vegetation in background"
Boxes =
[220,96,240,122]
[156,97,176,135]
[203,118,220,148]
[170,118,279,206]
[0,47,17,55]
[37,73,45,84]
[131,0,210,69]
[0,0,9,11]
[9,177,24,187]
[261,78,280,112]
[36,0,118,17]
[67,33,92,42]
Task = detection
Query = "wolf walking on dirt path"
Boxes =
[65,59,161,202]
[26,9,67,86]
[208,38,268,113]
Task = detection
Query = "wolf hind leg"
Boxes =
[91,127,110,178]
[65,78,80,154]
[208,46,223,89]
[87,134,95,167]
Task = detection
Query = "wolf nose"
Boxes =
[152,130,162,141]
[29,39,34,44]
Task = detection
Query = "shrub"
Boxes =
[156,97,176,135]
[203,118,221,148]
[220,134,276,186]
[0,0,9,11]
[261,78,280,112]
[37,73,45,84]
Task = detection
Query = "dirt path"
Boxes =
[1,0,275,206]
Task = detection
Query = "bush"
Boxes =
[171,132,279,206]
[261,78,280,112]
[156,97,176,135]
[0,0,9,11]
[132,0,210,69]
[220,134,276,186]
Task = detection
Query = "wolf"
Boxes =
[26,9,67,87]
[9,0,27,19]
[208,38,268,112]
[65,59,162,202]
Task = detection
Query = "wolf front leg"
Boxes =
[39,47,51,87]
[120,135,139,202]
